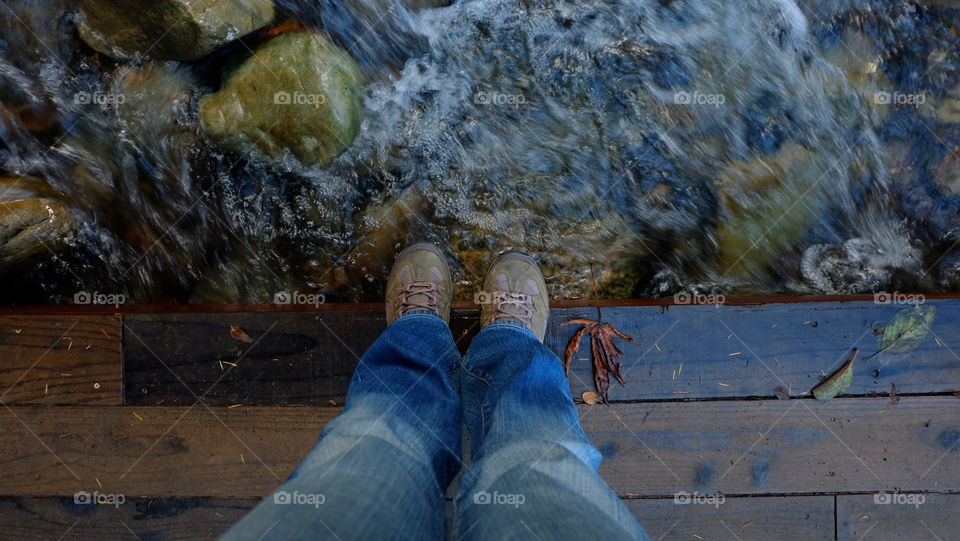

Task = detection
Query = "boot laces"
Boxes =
[397,281,440,317]
[489,290,533,325]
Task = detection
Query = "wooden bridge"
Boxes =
[0,295,958,540]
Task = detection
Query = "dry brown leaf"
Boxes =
[562,318,635,402]
[230,325,253,343]
[582,391,600,405]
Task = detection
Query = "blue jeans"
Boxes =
[221,312,648,540]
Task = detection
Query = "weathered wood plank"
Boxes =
[124,311,480,406]
[555,298,960,401]
[0,316,121,405]
[626,495,834,541]
[837,493,960,541]
[124,299,960,405]
[0,495,836,541]
[586,396,960,496]
[0,496,254,541]
[0,406,335,498]
[2,397,957,498]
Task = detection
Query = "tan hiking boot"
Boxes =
[385,242,453,325]
[479,250,549,341]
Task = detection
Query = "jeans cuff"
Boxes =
[481,320,539,341]
[395,309,445,322]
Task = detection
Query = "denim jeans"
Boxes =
[221,312,648,540]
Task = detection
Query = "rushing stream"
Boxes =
[0,0,958,303]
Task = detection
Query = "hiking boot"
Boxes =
[479,250,549,341]
[385,242,453,325]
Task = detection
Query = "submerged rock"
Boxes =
[0,198,74,264]
[199,31,364,167]
[77,0,275,60]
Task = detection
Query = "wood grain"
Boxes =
[585,396,960,496]
[0,316,121,405]
[0,495,838,541]
[124,311,480,406]
[836,493,960,541]
[554,299,960,401]
[0,406,336,498]
[124,299,960,405]
[2,397,958,498]
[626,495,834,541]
[0,496,255,541]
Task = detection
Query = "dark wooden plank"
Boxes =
[554,298,960,401]
[0,406,336,498]
[0,316,121,405]
[124,311,480,406]
[626,495,834,541]
[837,493,960,540]
[125,299,960,405]
[584,396,960,496]
[0,497,255,541]
[124,313,381,406]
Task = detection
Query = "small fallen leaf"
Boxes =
[230,325,253,343]
[582,391,600,405]
[872,305,936,364]
[812,348,858,401]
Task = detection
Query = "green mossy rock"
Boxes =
[78,0,275,60]
[199,31,364,167]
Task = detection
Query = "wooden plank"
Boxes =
[0,496,255,541]
[0,495,836,541]
[123,311,480,406]
[837,493,960,540]
[625,495,834,541]
[123,313,379,406]
[0,406,336,498]
[585,396,960,496]
[554,298,960,401]
[124,299,960,405]
[0,316,121,405]
[2,397,957,498]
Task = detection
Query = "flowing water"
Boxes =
[1,0,958,303]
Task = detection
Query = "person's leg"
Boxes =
[222,243,461,541]
[456,252,648,540]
